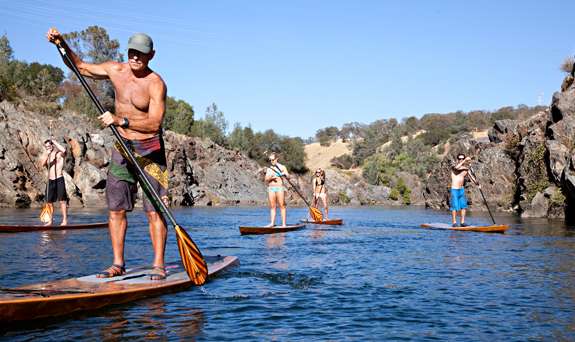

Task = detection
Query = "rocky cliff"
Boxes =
[423,78,575,221]
[0,101,269,208]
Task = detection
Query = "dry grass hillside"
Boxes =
[304,139,352,171]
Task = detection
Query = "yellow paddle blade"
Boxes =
[39,204,53,224]
[175,225,208,285]
[310,207,323,222]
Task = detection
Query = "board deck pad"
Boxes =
[0,255,238,322]
[300,218,343,225]
[0,222,108,233]
[420,223,509,233]
[239,224,306,235]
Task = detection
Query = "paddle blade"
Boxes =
[310,207,323,222]
[175,225,208,285]
[39,204,53,224]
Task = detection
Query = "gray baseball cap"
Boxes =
[127,33,153,54]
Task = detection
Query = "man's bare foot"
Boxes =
[60,221,68,226]
[264,223,275,228]
[43,221,53,226]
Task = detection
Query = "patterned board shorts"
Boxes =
[106,134,168,212]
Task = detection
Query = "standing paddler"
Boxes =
[264,152,289,227]
[39,138,69,226]
[450,153,479,227]
[47,28,170,280]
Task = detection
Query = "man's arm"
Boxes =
[454,157,471,171]
[39,151,50,167]
[47,28,114,80]
[50,139,66,156]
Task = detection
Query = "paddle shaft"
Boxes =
[469,167,496,224]
[55,43,177,227]
[270,165,313,208]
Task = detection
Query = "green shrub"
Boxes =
[389,188,400,201]
[338,191,351,204]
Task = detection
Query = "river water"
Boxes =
[1,206,575,341]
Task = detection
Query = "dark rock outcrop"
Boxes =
[423,74,575,221]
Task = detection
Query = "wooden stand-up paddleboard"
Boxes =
[239,224,306,235]
[0,255,238,323]
[0,222,108,233]
[300,218,343,225]
[420,223,509,233]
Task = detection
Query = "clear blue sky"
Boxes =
[1,0,574,138]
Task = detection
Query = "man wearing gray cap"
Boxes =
[47,28,169,281]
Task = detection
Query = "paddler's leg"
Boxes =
[277,190,287,227]
[109,209,128,266]
[451,210,458,227]
[266,191,277,227]
[146,210,167,280]
[460,208,466,226]
[59,200,68,226]
[321,193,329,220]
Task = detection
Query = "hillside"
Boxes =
[304,139,352,171]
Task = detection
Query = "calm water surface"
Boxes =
[1,206,575,341]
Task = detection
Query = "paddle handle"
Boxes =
[55,43,177,228]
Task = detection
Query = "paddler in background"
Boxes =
[312,168,329,221]
[264,152,289,227]
[450,153,479,227]
[39,138,69,226]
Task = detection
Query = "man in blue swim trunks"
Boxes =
[450,153,479,227]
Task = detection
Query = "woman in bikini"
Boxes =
[264,152,289,227]
[312,168,328,220]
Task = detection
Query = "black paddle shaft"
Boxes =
[469,167,496,225]
[55,42,177,227]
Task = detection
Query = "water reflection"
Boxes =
[266,233,285,249]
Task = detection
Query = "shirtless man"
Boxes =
[450,153,479,227]
[264,152,289,227]
[47,28,169,280]
[39,139,68,226]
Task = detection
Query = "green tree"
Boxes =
[228,124,255,152]
[315,126,339,146]
[164,96,194,134]
[62,26,123,116]
[0,34,14,63]
[192,103,228,146]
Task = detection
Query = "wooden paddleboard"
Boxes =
[0,255,238,323]
[0,222,108,233]
[239,224,306,235]
[420,223,509,233]
[300,218,343,225]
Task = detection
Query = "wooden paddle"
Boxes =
[54,40,208,285]
[469,167,496,225]
[270,165,323,222]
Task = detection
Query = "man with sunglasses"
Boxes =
[47,29,169,281]
[450,153,478,227]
